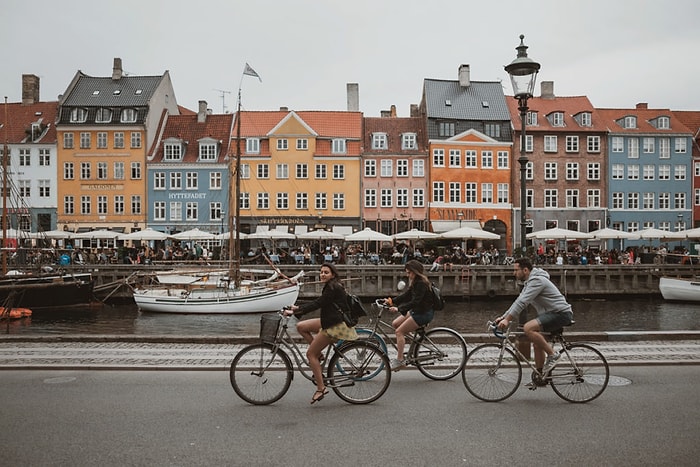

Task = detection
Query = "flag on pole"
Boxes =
[243,63,262,82]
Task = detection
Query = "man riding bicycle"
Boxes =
[496,257,573,375]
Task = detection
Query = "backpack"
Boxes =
[431,283,445,311]
[336,293,367,327]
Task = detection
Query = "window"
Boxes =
[97,162,108,179]
[579,112,591,127]
[612,192,624,209]
[657,116,670,129]
[38,180,50,198]
[587,189,600,208]
[131,162,141,179]
[165,143,182,160]
[63,132,74,149]
[315,192,327,210]
[19,180,30,197]
[432,149,445,167]
[64,195,74,214]
[643,137,655,153]
[380,189,393,207]
[526,161,534,180]
[80,132,91,149]
[296,138,308,150]
[643,165,655,180]
[587,163,600,180]
[432,182,444,203]
[332,139,346,154]
[675,138,687,153]
[257,192,270,209]
[401,133,417,150]
[481,151,493,168]
[627,165,639,180]
[611,137,624,152]
[120,109,137,123]
[296,163,308,179]
[97,132,107,149]
[566,162,579,180]
[497,183,509,203]
[199,142,217,160]
[186,172,198,189]
[566,189,579,208]
[276,164,289,180]
[80,162,91,179]
[449,149,461,167]
[659,138,670,158]
[114,195,125,215]
[364,189,377,208]
[39,148,50,166]
[449,182,461,203]
[257,164,269,179]
[154,201,165,220]
[246,138,260,154]
[380,160,392,177]
[659,193,670,209]
[210,172,222,189]
[276,139,288,150]
[333,164,345,179]
[19,148,30,166]
[114,132,125,149]
[397,160,408,177]
[643,192,655,210]
[372,133,387,150]
[551,112,564,126]
[277,192,289,210]
[114,162,124,180]
[438,122,455,137]
[97,195,107,215]
[396,188,408,207]
[70,108,87,123]
[484,123,500,138]
[170,172,182,189]
[544,189,558,208]
[523,134,533,152]
[130,132,141,148]
[497,151,509,169]
[658,164,670,180]
[185,201,196,220]
[624,116,637,129]
[154,172,165,190]
[544,135,557,152]
[481,183,493,203]
[296,193,308,210]
[412,159,424,177]
[527,111,538,126]
[465,183,477,203]
[628,138,639,158]
[315,164,327,179]
[674,165,686,180]
[627,192,639,209]
[412,188,424,207]
[544,162,557,180]
[333,193,345,210]
[565,136,579,152]
[170,202,183,221]
[81,195,91,215]
[95,108,112,123]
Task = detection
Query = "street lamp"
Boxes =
[505,34,540,256]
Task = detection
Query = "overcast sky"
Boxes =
[3,0,699,117]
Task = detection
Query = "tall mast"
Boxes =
[231,90,242,287]
[2,97,8,276]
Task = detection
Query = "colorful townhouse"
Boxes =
[419,64,513,251]
[597,103,693,246]
[146,100,233,236]
[506,82,608,249]
[234,109,363,236]
[362,108,429,235]
[672,110,700,231]
[56,58,180,242]
[0,75,58,236]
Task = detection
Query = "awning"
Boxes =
[431,220,482,233]
[333,226,353,236]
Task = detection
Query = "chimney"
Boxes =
[22,74,40,105]
[390,105,397,117]
[279,106,289,112]
[636,102,648,110]
[458,64,470,88]
[410,104,419,117]
[380,110,391,117]
[112,57,123,80]
[347,83,359,111]
[541,81,555,99]
[197,100,208,123]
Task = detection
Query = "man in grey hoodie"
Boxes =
[496,257,573,374]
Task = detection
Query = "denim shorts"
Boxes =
[536,311,573,332]
[411,309,434,326]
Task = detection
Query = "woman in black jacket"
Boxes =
[287,263,357,404]
[386,259,434,371]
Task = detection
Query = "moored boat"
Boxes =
[0,271,96,311]
[659,276,700,302]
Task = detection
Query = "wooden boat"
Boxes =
[659,277,700,302]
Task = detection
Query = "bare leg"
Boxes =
[296,318,321,345]
[394,314,419,361]
[307,332,333,393]
[523,319,554,370]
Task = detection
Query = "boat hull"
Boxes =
[0,273,95,310]
[659,277,700,302]
[133,282,300,314]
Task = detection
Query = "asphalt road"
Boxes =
[1,366,699,466]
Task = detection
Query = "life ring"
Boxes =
[1,307,33,319]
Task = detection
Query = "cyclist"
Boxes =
[385,259,435,371]
[496,257,573,375]
[286,262,357,404]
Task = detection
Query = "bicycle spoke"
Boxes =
[328,341,391,404]
[462,344,521,402]
[413,328,467,380]
[550,344,609,403]
[230,344,293,405]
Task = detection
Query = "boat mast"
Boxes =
[231,89,242,288]
[2,97,8,276]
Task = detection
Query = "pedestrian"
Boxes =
[384,259,435,371]
[286,263,357,404]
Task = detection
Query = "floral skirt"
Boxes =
[321,322,358,342]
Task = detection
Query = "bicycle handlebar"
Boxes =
[487,320,508,339]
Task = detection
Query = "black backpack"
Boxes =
[431,283,445,311]
[336,293,367,327]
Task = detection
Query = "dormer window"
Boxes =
[95,108,112,123]
[164,140,183,161]
[527,111,538,126]
[624,116,637,129]
[401,133,417,150]
[550,112,565,127]
[199,139,217,161]
[331,138,346,154]
[372,133,388,150]
[656,116,670,129]
[70,108,88,123]
[246,138,260,154]
[120,108,137,123]
[578,112,592,127]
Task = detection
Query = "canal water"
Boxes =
[2,297,698,336]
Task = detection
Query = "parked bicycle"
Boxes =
[230,310,391,405]
[462,321,609,403]
[356,300,467,380]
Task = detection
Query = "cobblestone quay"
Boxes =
[83,263,699,301]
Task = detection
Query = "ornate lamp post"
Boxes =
[505,34,540,256]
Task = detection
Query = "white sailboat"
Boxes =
[133,65,303,314]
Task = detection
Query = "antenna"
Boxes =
[213,89,232,113]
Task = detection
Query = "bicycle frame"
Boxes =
[361,302,428,363]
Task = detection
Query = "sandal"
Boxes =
[310,388,328,404]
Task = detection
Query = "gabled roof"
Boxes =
[0,101,59,143]
[596,107,693,134]
[61,71,165,107]
[422,79,510,121]
[236,110,362,139]
[506,95,607,132]
[672,110,700,138]
[363,116,427,153]
[149,113,234,163]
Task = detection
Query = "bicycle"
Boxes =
[356,300,467,380]
[230,310,391,405]
[462,321,609,403]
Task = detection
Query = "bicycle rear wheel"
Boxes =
[462,344,521,402]
[327,340,391,404]
[230,343,293,405]
[412,328,467,380]
[550,343,609,403]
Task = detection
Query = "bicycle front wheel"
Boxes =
[327,340,391,404]
[229,343,293,405]
[412,327,467,380]
[462,344,522,402]
[550,343,609,403]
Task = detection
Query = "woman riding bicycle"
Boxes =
[384,259,434,371]
[286,262,357,404]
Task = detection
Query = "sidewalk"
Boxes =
[1,334,699,370]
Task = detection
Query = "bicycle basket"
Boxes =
[260,313,282,344]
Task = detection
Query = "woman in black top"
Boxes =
[386,259,435,371]
[287,263,357,404]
